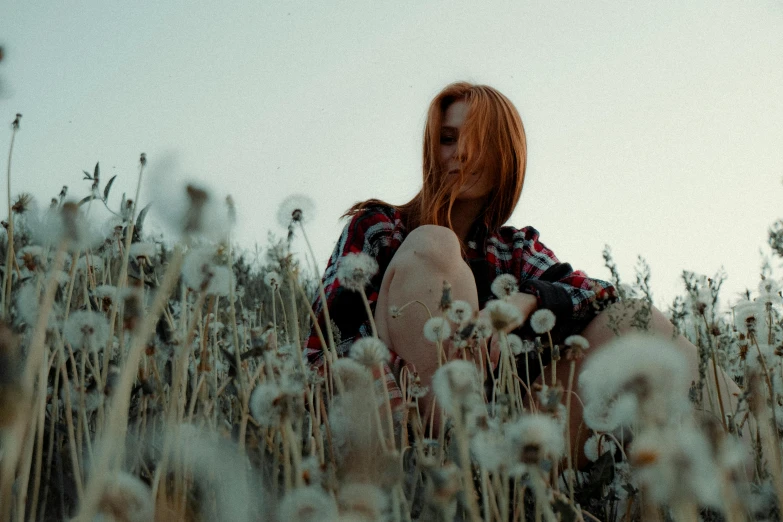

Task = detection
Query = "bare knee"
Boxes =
[391,225,463,273]
[579,298,680,352]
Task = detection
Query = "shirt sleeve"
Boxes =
[512,226,619,342]
[305,206,405,408]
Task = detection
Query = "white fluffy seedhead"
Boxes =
[277,193,316,227]
[337,253,378,292]
[629,425,722,508]
[432,360,483,417]
[63,310,110,353]
[181,245,235,296]
[505,414,565,467]
[338,483,388,521]
[758,277,782,305]
[264,270,282,290]
[470,422,511,472]
[423,316,451,342]
[349,337,390,368]
[94,472,154,522]
[277,487,338,522]
[249,382,288,427]
[733,299,765,334]
[490,274,519,299]
[485,300,523,332]
[506,334,525,355]
[447,300,474,324]
[583,433,617,463]
[331,358,374,393]
[578,333,691,431]
[529,308,556,334]
[564,335,589,351]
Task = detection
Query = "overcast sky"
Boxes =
[2,1,782,311]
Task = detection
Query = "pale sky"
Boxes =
[2,1,782,311]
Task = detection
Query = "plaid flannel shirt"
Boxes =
[305,204,618,407]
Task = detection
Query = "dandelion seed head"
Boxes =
[336,253,378,292]
[277,193,315,227]
[506,414,565,466]
[423,316,451,343]
[490,274,518,299]
[94,285,118,302]
[530,308,556,334]
[485,300,523,331]
[249,382,286,427]
[758,277,782,305]
[733,300,765,333]
[408,375,429,399]
[63,310,109,353]
[331,358,373,392]
[692,287,714,314]
[349,337,390,367]
[277,487,338,522]
[432,360,483,416]
[446,300,473,324]
[470,422,511,472]
[264,270,281,290]
[473,317,492,340]
[564,335,589,351]
[579,333,691,431]
[95,472,154,522]
[76,255,103,274]
[128,242,158,262]
[182,246,235,296]
[61,382,104,413]
[584,433,617,463]
[338,483,388,521]
[15,282,61,329]
[27,201,103,251]
[747,342,775,373]
[507,333,524,355]
[630,425,722,508]
[17,246,45,271]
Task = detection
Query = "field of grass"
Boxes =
[1,116,783,521]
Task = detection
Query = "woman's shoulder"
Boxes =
[492,223,543,245]
[344,201,404,230]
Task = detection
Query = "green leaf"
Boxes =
[135,203,152,232]
[93,162,99,181]
[78,195,93,207]
[103,175,116,201]
[552,496,578,522]
[82,170,92,180]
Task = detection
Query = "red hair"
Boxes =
[346,82,527,234]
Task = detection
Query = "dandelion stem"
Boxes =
[2,115,19,320]
[565,358,576,504]
[453,408,481,522]
[296,220,338,357]
[359,286,378,338]
[377,362,397,450]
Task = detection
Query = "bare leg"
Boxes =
[374,225,479,419]
[531,299,746,469]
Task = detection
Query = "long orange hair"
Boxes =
[346,82,527,234]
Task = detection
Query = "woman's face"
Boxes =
[439,99,496,201]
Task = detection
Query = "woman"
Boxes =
[305,82,743,460]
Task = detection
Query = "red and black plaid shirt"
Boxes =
[305,204,618,404]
